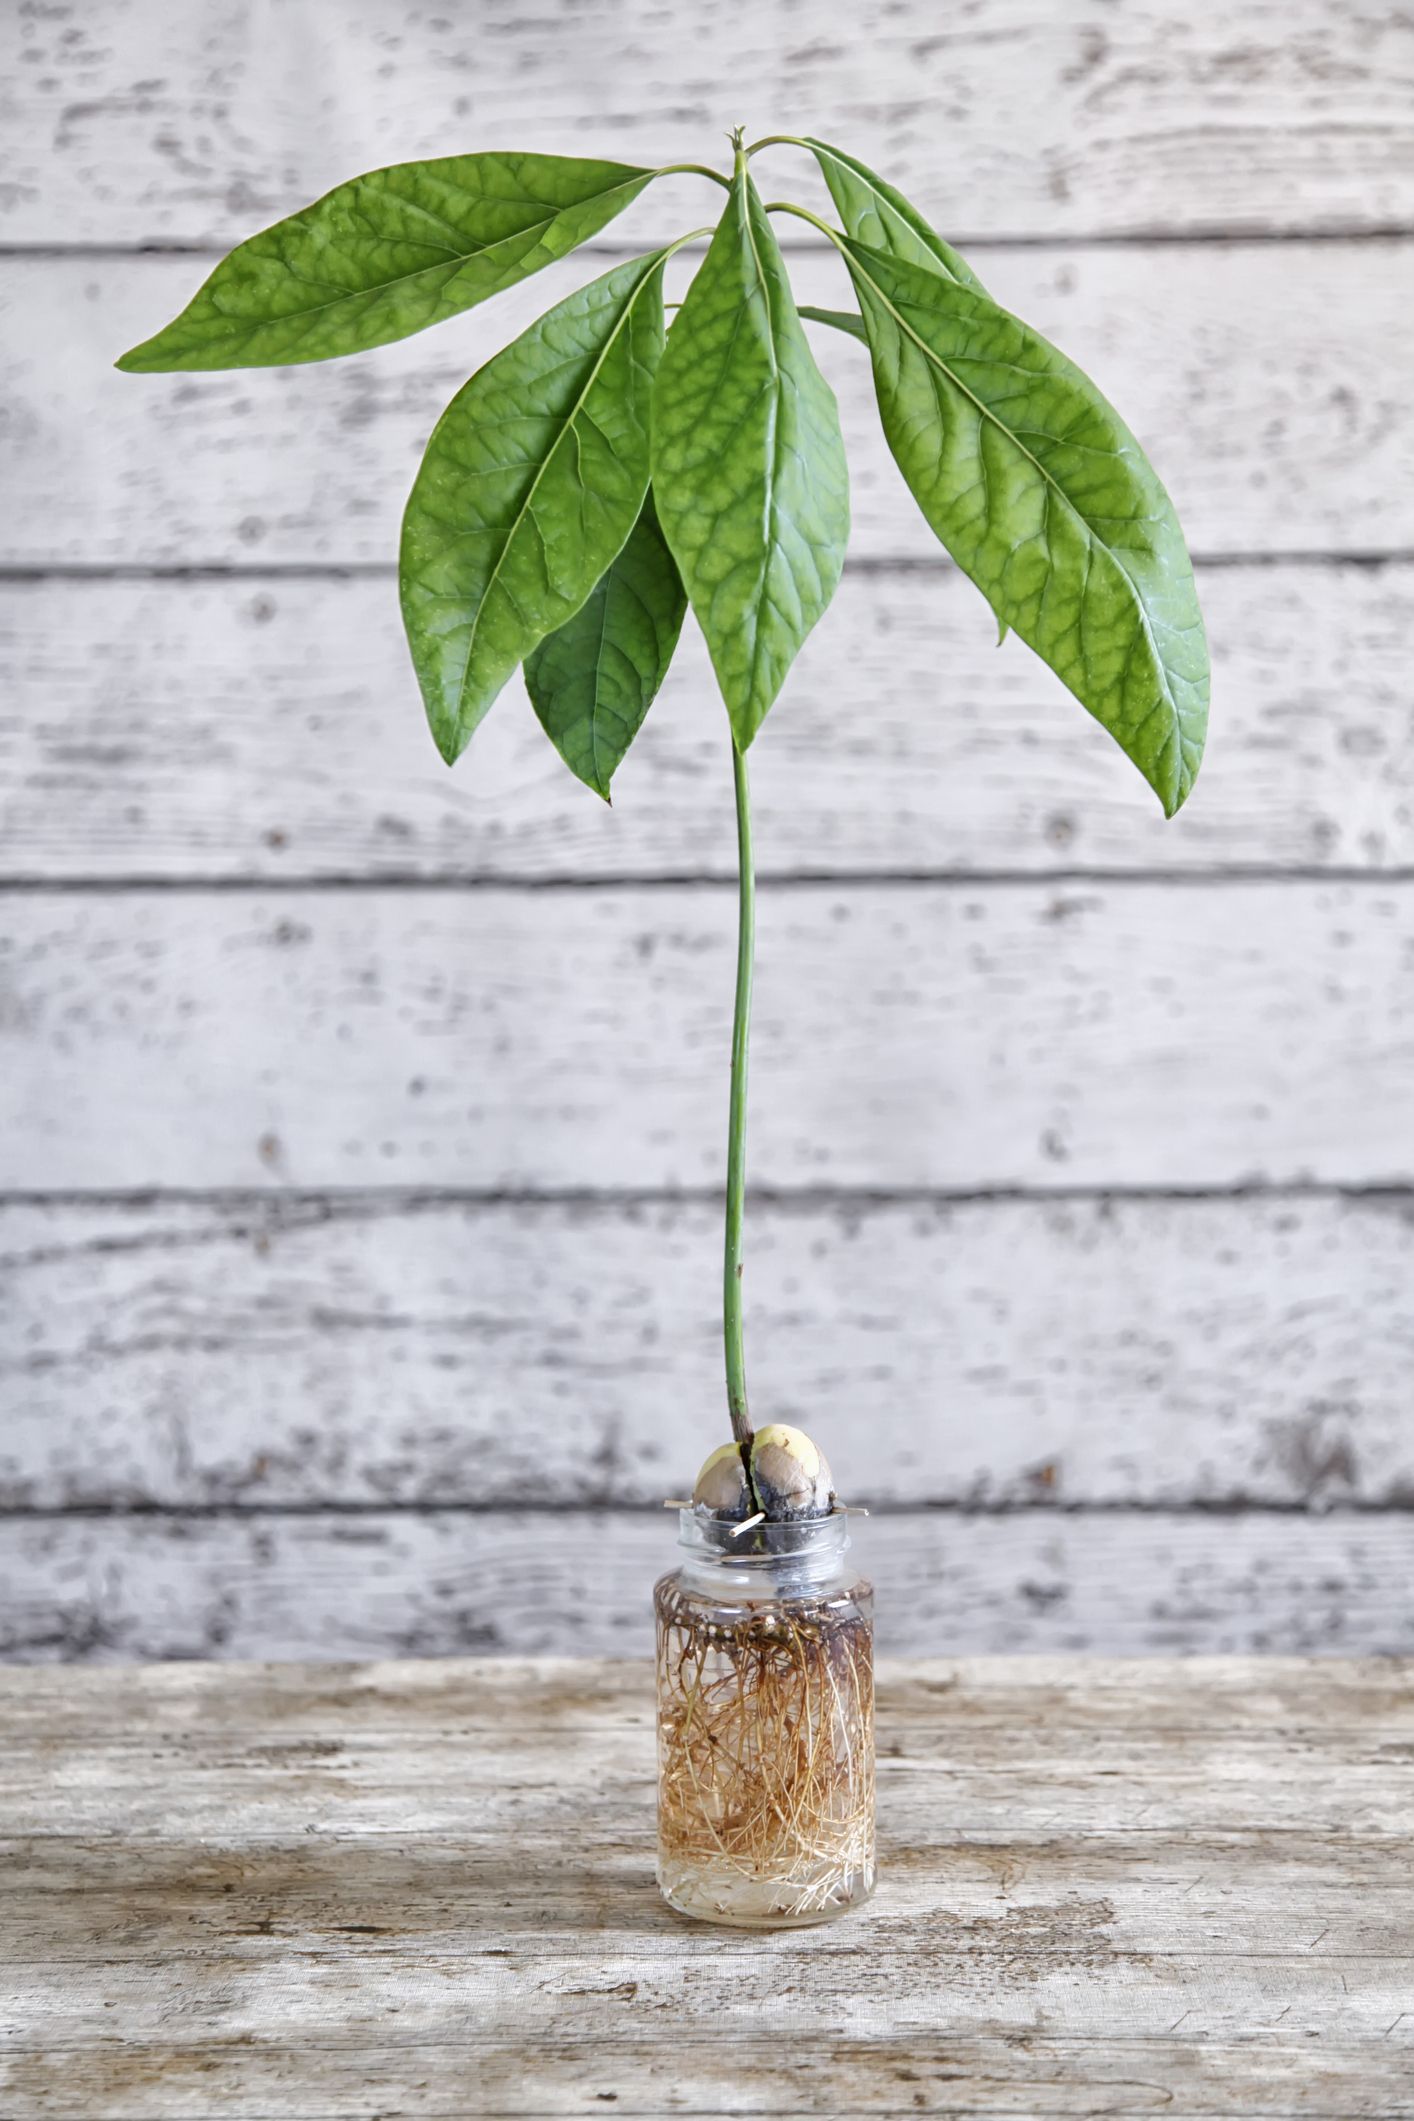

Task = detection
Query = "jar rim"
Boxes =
[676,1505,851,1563]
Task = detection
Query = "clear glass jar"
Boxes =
[654,1507,875,1927]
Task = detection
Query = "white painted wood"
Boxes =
[4,1193,1412,1512]
[4,0,1412,243]
[3,565,1409,881]
[8,244,1413,568]
[2,1510,1411,1662]
[2,881,1412,1192]
[4,1659,1411,2113]
[3,0,1412,1678]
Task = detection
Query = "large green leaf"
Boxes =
[842,238,1208,814]
[806,138,988,295]
[652,171,850,748]
[524,496,687,800]
[116,153,654,371]
[401,252,665,764]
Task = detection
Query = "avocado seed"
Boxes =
[749,1423,834,1520]
[691,1442,752,1520]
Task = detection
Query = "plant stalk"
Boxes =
[724,735,755,1457]
[654,161,733,191]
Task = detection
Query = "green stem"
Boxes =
[743,134,809,159]
[761,198,846,246]
[655,161,732,191]
[724,735,755,1456]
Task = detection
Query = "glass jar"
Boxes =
[654,1507,875,1927]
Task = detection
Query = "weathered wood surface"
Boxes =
[5,0,1413,244]
[3,564,1409,882]
[3,1511,1412,1662]
[3,881,1413,1192]
[2,1659,1411,2118]
[4,1192,1412,1512]
[8,1823,1414,1952]
[10,243,1414,568]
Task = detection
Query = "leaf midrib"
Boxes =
[810,142,896,244]
[737,180,786,722]
[450,256,662,738]
[848,247,1183,749]
[585,573,617,798]
[203,175,649,346]
[809,140,965,289]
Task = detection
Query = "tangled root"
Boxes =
[654,1573,874,1924]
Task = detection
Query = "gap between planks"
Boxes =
[5,554,1414,582]
[11,227,1414,261]
[4,1499,1412,1522]
[7,870,1414,894]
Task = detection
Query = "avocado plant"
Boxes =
[118,131,1209,1521]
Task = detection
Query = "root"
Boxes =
[654,1575,874,1916]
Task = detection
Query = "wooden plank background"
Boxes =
[2,0,1412,1660]
[4,1,1412,244]
[9,244,1414,568]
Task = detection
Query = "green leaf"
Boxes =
[116,152,654,371]
[798,306,868,343]
[841,239,1208,815]
[400,251,666,764]
[524,496,687,800]
[652,171,850,747]
[806,138,988,295]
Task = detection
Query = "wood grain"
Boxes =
[4,0,1412,244]
[2,1657,1411,2114]
[8,1651,1413,1735]
[7,1829,1413,1957]
[9,2041,1411,2121]
[3,564,1410,882]
[3,881,1413,1192]
[9,243,1414,569]
[4,1191,1412,1512]
[2,1511,1411,1662]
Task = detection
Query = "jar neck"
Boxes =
[674,1507,853,1598]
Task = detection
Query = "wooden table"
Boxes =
[3,1658,1411,2117]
